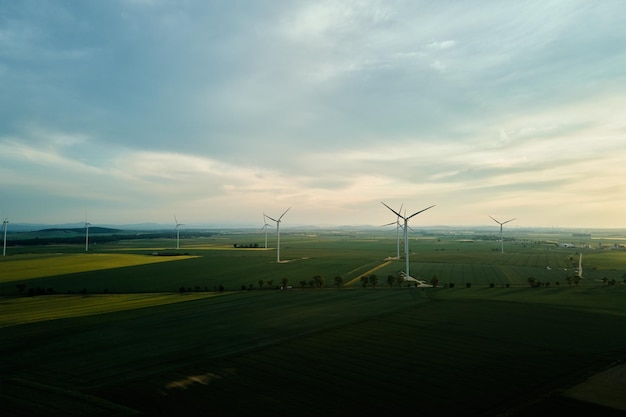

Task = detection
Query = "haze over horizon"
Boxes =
[2,1,625,229]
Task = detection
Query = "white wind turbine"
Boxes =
[382,202,435,283]
[489,216,516,254]
[265,207,290,263]
[261,214,272,249]
[174,215,184,249]
[2,217,8,256]
[84,219,91,252]
[382,204,403,259]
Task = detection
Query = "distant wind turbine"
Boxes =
[265,207,290,263]
[489,216,516,254]
[2,217,8,256]
[382,203,403,259]
[382,202,435,282]
[85,220,91,252]
[174,215,184,249]
[261,214,272,249]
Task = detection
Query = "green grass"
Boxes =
[1,232,625,416]
[3,287,623,416]
[2,234,625,295]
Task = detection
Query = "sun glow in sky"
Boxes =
[1,1,625,228]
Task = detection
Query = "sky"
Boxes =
[1,0,625,229]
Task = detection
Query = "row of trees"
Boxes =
[233,243,260,248]
[16,284,93,296]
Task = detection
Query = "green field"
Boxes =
[1,231,625,416]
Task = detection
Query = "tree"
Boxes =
[268,280,274,288]
[313,275,324,288]
[370,274,378,288]
[387,275,395,287]
[396,275,404,287]
[258,279,265,289]
[299,280,307,288]
[360,276,369,287]
[527,277,537,287]
[281,278,288,288]
[334,276,343,288]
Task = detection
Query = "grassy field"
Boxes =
[2,233,624,295]
[1,231,625,416]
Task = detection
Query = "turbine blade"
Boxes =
[265,215,278,222]
[407,204,435,220]
[503,218,516,224]
[489,215,501,225]
[381,202,402,218]
[278,207,291,221]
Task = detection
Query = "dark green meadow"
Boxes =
[1,231,626,416]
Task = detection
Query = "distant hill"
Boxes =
[39,227,123,234]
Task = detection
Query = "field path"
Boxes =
[344,260,393,287]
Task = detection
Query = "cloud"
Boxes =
[1,1,625,227]
[427,40,456,50]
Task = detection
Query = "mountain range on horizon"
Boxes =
[2,222,621,234]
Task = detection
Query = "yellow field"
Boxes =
[0,293,221,327]
[344,260,393,287]
[0,253,198,283]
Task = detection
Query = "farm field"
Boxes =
[2,232,625,296]
[1,230,625,416]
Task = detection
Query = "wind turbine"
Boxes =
[489,216,515,254]
[382,203,403,259]
[265,207,290,263]
[2,217,8,256]
[174,215,184,249]
[381,202,435,282]
[261,214,272,249]
[84,220,91,252]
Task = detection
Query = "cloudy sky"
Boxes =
[1,1,625,228]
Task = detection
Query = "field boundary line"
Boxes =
[344,261,393,287]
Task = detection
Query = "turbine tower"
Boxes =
[265,207,290,263]
[489,216,515,254]
[174,215,184,249]
[261,214,272,249]
[382,202,435,281]
[2,217,8,256]
[84,220,91,252]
